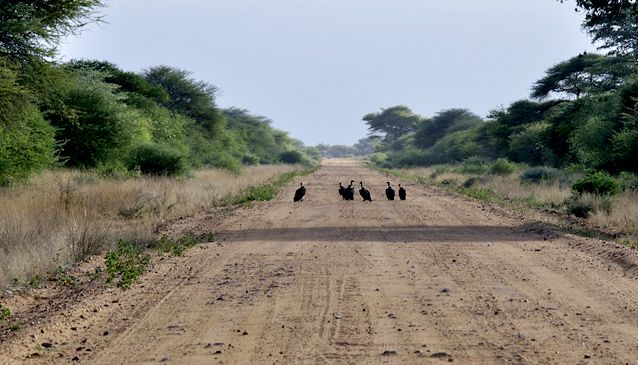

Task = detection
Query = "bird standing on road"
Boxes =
[385,181,395,200]
[293,183,306,202]
[338,182,345,199]
[359,181,372,202]
[343,180,355,200]
[398,184,406,200]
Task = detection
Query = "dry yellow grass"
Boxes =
[589,191,638,235]
[0,165,298,289]
[398,167,638,237]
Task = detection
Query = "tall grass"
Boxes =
[396,165,638,238]
[0,165,298,289]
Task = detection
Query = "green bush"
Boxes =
[566,196,591,218]
[126,143,188,176]
[619,172,638,192]
[280,150,304,164]
[490,158,517,175]
[462,177,480,188]
[0,305,10,322]
[105,240,150,290]
[456,156,491,174]
[0,65,56,185]
[572,171,620,196]
[520,166,558,184]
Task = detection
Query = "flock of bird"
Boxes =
[293,181,406,202]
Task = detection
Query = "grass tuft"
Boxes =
[105,240,150,290]
[155,232,214,256]
[0,305,10,322]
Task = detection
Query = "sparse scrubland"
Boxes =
[0,1,320,291]
[387,161,638,243]
[0,165,300,290]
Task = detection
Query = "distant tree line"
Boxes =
[364,51,638,173]
[362,1,638,174]
[315,137,377,158]
[0,0,318,185]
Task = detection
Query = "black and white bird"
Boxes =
[338,182,346,199]
[385,181,395,200]
[293,182,306,202]
[343,180,355,200]
[398,184,406,200]
[359,181,372,202]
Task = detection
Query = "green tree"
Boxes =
[486,99,561,153]
[143,66,224,138]
[413,108,482,149]
[363,105,421,142]
[532,53,634,100]
[0,60,56,184]
[0,0,103,61]
[561,1,638,58]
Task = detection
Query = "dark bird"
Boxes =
[359,181,372,202]
[343,180,355,200]
[385,181,395,200]
[398,184,406,200]
[293,182,306,202]
[338,182,345,199]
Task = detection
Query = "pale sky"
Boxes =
[60,0,596,146]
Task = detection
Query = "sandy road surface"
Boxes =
[2,159,638,364]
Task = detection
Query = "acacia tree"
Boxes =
[531,53,634,99]
[413,108,482,149]
[0,0,104,61]
[561,0,638,58]
[363,105,421,142]
[143,66,225,138]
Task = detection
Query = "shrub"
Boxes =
[0,304,10,322]
[566,193,614,218]
[280,150,305,164]
[572,171,620,196]
[0,67,56,185]
[520,166,558,184]
[490,158,516,175]
[457,156,491,174]
[105,240,150,290]
[566,195,593,218]
[462,177,480,188]
[619,172,638,192]
[126,143,188,176]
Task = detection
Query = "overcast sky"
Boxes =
[60,0,596,146]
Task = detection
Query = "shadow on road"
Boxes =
[217,223,552,243]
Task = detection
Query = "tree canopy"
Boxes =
[562,0,638,58]
[363,105,421,142]
[413,108,482,149]
[531,53,634,100]
[0,0,103,61]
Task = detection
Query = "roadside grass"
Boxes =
[105,240,150,290]
[0,305,10,321]
[225,167,319,205]
[155,232,214,257]
[0,165,303,290]
[387,164,638,245]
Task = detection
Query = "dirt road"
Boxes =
[2,159,638,364]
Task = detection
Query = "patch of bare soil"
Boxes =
[2,159,638,364]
